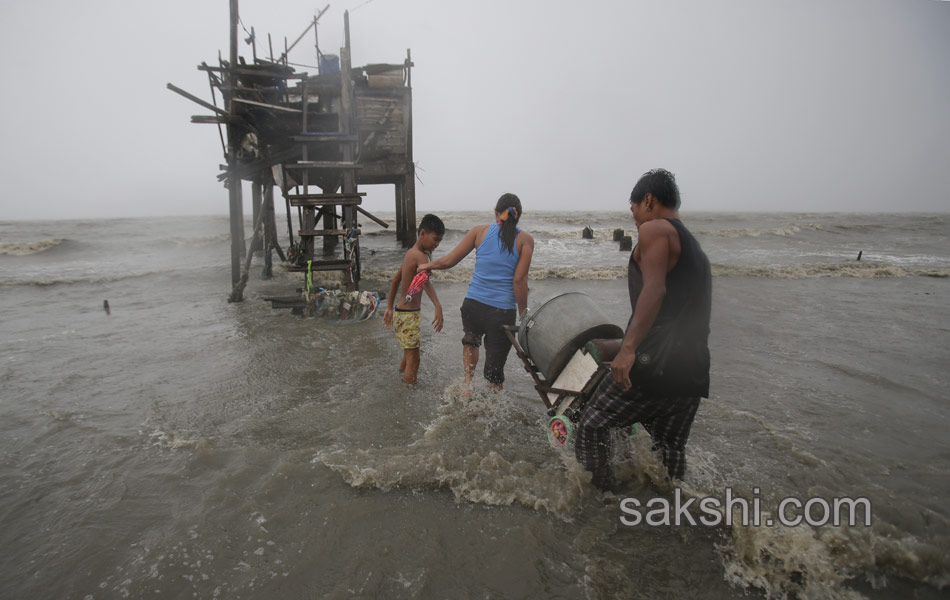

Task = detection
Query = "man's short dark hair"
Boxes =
[629,168,681,210]
[418,213,445,235]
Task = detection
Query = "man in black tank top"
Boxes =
[575,169,712,490]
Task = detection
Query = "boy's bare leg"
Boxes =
[400,351,407,372]
[403,348,420,384]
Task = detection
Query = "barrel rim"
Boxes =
[518,291,595,357]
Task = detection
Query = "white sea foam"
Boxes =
[312,382,595,517]
[363,262,948,283]
[700,224,824,238]
[0,238,65,256]
[0,270,166,287]
[163,234,231,248]
[147,427,206,450]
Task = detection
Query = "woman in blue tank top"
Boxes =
[418,193,535,390]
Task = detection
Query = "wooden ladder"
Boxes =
[279,41,362,289]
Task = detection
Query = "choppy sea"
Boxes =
[1,211,948,599]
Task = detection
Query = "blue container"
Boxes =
[319,53,340,74]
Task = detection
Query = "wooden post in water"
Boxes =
[262,182,275,278]
[395,182,405,244]
[301,75,315,261]
[340,12,359,285]
[251,180,263,253]
[404,48,416,247]
[227,0,245,292]
[404,174,416,248]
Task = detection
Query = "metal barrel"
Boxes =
[517,292,624,381]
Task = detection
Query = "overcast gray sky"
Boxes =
[1,0,947,219]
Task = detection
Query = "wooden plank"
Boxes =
[199,64,303,79]
[264,295,306,303]
[267,297,308,309]
[291,134,359,143]
[231,97,301,113]
[286,259,355,272]
[216,146,302,181]
[298,229,359,237]
[357,96,403,103]
[287,192,365,200]
[191,115,241,124]
[285,161,362,169]
[291,83,342,95]
[289,198,362,207]
[357,206,390,228]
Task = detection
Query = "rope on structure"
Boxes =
[238,17,254,42]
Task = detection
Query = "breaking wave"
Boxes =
[313,386,950,598]
[607,436,950,599]
[699,224,824,238]
[146,426,208,450]
[162,233,231,248]
[361,265,628,282]
[718,506,950,600]
[0,238,66,256]
[312,383,594,517]
[363,263,947,282]
[712,263,950,279]
[0,270,166,287]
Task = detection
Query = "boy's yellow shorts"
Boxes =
[394,309,421,349]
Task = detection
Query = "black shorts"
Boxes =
[460,297,516,385]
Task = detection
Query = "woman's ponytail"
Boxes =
[495,193,522,255]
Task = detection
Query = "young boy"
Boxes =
[383,214,445,384]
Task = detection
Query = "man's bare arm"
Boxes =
[611,221,672,389]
